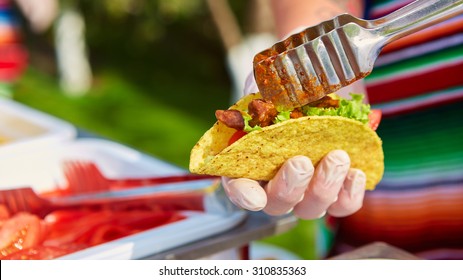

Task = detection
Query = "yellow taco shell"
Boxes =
[189,93,384,190]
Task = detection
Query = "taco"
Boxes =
[189,92,384,190]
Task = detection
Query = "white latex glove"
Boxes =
[222,75,367,219]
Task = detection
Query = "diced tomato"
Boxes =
[228,130,247,146]
[0,213,47,259]
[368,109,382,131]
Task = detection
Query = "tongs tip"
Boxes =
[252,13,371,110]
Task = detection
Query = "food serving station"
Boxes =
[0,98,297,260]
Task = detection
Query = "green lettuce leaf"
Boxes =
[302,93,370,124]
[243,114,262,132]
[243,93,370,132]
[274,110,292,124]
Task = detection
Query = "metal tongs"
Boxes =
[0,179,220,217]
[253,0,463,110]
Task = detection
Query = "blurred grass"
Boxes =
[14,65,229,169]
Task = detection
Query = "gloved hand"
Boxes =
[222,75,367,219]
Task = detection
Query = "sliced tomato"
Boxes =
[44,209,96,225]
[0,204,10,220]
[43,209,185,247]
[43,209,115,246]
[368,109,382,131]
[228,130,247,146]
[84,224,133,246]
[0,213,47,259]
[74,210,185,246]
[3,245,84,260]
[112,210,185,230]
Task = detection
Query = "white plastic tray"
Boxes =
[0,100,246,259]
[0,98,76,189]
[0,98,76,157]
[58,211,245,260]
[55,139,245,259]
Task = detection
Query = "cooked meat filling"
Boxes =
[215,109,244,130]
[247,99,278,127]
[216,95,339,130]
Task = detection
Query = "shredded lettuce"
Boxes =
[243,93,370,132]
[243,114,262,132]
[302,93,370,124]
[274,110,292,124]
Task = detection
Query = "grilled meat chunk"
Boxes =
[248,99,278,127]
[215,109,244,130]
[215,95,340,130]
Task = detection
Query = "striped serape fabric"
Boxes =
[327,0,463,259]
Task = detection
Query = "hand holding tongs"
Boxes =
[253,0,463,110]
